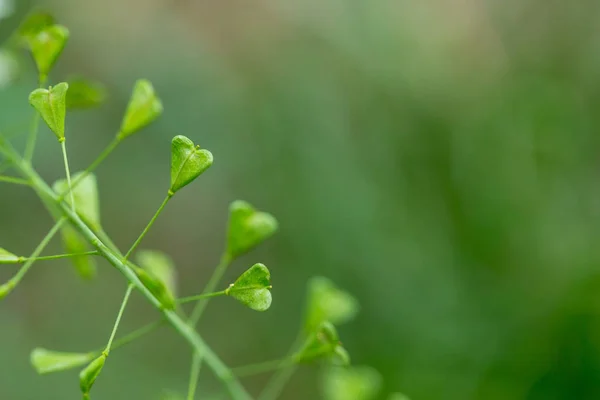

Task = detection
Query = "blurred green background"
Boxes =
[2,0,600,399]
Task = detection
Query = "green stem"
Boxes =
[185,253,233,399]
[32,250,99,261]
[24,77,45,163]
[258,333,305,400]
[104,284,134,355]
[60,139,76,213]
[96,228,122,255]
[1,218,66,298]
[0,250,100,264]
[233,359,293,378]
[124,194,171,261]
[188,253,233,327]
[187,351,203,400]
[258,365,298,400]
[178,291,227,304]
[63,137,121,197]
[0,175,30,186]
[109,319,165,352]
[0,139,251,400]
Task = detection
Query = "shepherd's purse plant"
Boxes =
[0,10,407,400]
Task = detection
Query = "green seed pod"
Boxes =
[133,265,175,310]
[29,82,69,141]
[79,354,106,395]
[226,200,278,258]
[26,25,69,82]
[169,135,213,194]
[118,79,163,139]
[226,263,272,312]
[30,348,95,375]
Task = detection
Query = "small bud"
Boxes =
[53,172,101,231]
[30,348,94,374]
[133,265,175,310]
[66,77,107,110]
[294,321,349,366]
[169,135,213,194]
[26,25,69,82]
[226,263,272,311]
[29,82,69,141]
[79,354,106,395]
[118,79,162,139]
[305,276,359,333]
[321,366,382,400]
[61,226,97,280]
[0,248,19,264]
[136,250,177,297]
[226,200,278,258]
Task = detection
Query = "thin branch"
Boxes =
[0,137,252,400]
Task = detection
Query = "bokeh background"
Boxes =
[2,0,600,399]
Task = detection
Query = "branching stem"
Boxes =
[124,194,172,261]
[60,139,76,213]
[178,290,227,304]
[0,175,30,186]
[0,137,252,400]
[104,283,134,356]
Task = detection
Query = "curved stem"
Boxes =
[60,139,76,213]
[188,253,232,327]
[104,283,134,355]
[178,291,227,304]
[0,175,30,186]
[63,137,121,198]
[109,319,165,352]
[2,250,99,264]
[258,365,298,400]
[187,351,203,400]
[0,140,251,399]
[124,194,171,261]
[185,253,233,399]
[24,77,45,163]
[233,359,293,378]
[0,218,66,298]
[258,333,305,400]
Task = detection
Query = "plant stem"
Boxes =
[258,365,298,400]
[0,175,30,185]
[187,351,203,400]
[1,218,66,297]
[60,139,76,213]
[124,194,171,260]
[178,291,227,304]
[186,253,233,399]
[0,139,252,400]
[24,77,45,163]
[189,253,233,327]
[233,359,293,378]
[64,137,121,197]
[109,318,165,352]
[24,113,40,162]
[0,250,99,264]
[258,333,305,400]
[104,284,134,355]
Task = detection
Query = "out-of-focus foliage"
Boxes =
[2,0,600,399]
